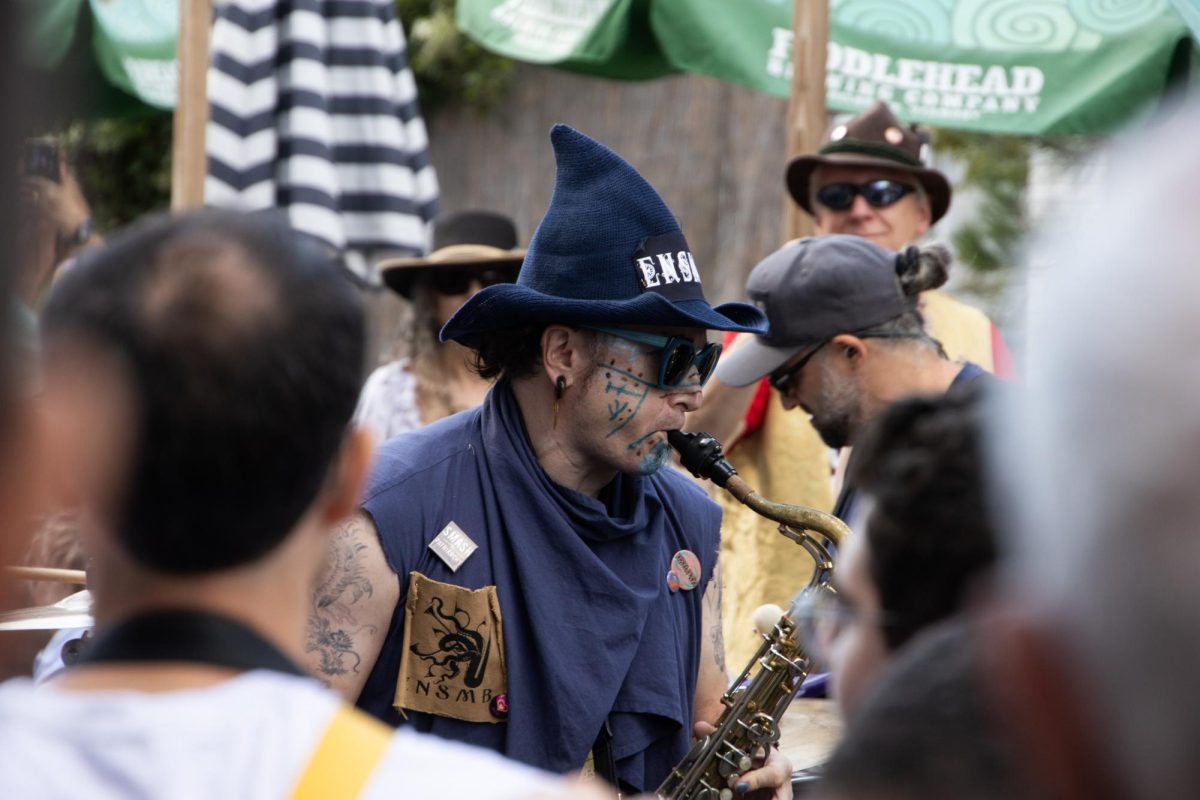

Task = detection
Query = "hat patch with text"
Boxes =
[633,232,705,302]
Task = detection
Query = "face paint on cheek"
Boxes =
[638,439,671,475]
[597,338,665,441]
[601,340,656,392]
[628,431,670,475]
[601,362,651,438]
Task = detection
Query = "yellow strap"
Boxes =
[291,705,392,800]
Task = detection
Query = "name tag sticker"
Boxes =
[428,521,478,572]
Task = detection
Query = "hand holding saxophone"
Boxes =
[691,719,794,800]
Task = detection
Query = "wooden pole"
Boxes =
[4,566,87,585]
[171,0,213,210]
[783,0,829,242]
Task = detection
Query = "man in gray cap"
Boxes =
[717,234,989,522]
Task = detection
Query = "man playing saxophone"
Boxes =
[305,125,793,797]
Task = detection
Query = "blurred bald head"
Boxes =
[41,210,366,576]
[996,99,1200,799]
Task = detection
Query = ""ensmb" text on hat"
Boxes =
[633,232,705,302]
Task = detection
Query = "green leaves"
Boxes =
[933,129,1029,274]
[64,115,172,233]
[396,0,515,113]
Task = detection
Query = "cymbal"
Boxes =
[780,698,843,772]
[0,590,93,632]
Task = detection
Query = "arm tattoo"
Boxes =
[706,564,727,674]
[307,517,378,681]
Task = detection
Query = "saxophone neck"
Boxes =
[738,485,851,550]
[667,429,850,548]
[723,474,755,504]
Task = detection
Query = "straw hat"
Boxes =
[378,211,526,298]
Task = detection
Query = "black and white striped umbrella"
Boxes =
[205,0,439,281]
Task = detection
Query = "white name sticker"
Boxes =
[428,521,478,572]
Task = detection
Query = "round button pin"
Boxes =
[667,571,681,593]
[670,549,702,591]
[490,693,509,719]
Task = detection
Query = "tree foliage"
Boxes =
[931,130,1029,274]
[65,114,172,232]
[932,129,1098,275]
[396,0,516,113]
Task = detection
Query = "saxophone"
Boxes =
[657,431,851,800]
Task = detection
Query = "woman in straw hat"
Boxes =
[356,211,524,439]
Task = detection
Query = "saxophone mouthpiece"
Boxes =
[667,430,739,487]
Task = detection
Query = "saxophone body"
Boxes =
[657,431,850,800]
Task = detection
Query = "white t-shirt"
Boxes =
[353,359,422,442]
[32,627,90,685]
[0,671,569,799]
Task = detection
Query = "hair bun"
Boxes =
[895,242,951,296]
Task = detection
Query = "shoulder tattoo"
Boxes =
[705,562,726,675]
[306,516,379,680]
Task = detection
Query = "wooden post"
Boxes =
[783,0,829,242]
[3,566,87,585]
[171,0,212,210]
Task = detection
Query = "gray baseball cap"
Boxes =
[716,235,911,387]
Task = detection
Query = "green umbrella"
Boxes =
[458,0,1195,134]
[24,0,176,119]
[455,0,672,79]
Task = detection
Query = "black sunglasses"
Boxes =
[815,180,915,211]
[430,264,519,296]
[769,332,935,395]
[769,340,829,395]
[582,326,723,389]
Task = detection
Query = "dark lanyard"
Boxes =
[81,609,305,677]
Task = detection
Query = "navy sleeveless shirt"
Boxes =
[356,380,722,792]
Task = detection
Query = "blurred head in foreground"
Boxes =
[989,98,1200,800]
[818,386,998,719]
[817,621,1021,800]
[40,210,370,624]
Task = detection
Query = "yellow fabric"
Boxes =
[718,393,832,669]
[717,290,995,669]
[920,290,994,369]
[291,705,392,800]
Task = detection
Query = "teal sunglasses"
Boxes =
[583,325,723,389]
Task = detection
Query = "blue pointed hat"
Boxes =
[440,125,767,346]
